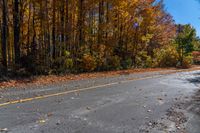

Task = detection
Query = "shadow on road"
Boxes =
[188,77,200,84]
[187,71,200,84]
[189,90,200,115]
[185,75,200,115]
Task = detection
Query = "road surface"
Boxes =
[0,70,200,133]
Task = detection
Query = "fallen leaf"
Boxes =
[147,110,152,112]
[86,107,91,110]
[157,97,163,101]
[38,119,46,124]
[47,113,53,117]
[56,120,61,125]
[0,128,8,132]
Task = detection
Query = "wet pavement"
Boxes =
[0,70,200,133]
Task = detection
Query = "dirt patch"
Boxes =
[167,107,188,125]
[146,89,200,133]
[142,104,189,133]
[166,107,188,132]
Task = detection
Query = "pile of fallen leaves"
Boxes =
[0,67,199,89]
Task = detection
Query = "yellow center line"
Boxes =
[1,68,199,108]
[0,75,163,108]
[0,66,200,107]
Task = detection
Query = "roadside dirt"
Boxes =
[1,67,200,90]
[0,68,175,89]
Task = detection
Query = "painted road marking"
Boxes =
[0,75,163,107]
[1,68,200,108]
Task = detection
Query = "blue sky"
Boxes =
[163,0,200,36]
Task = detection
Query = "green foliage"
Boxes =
[177,55,193,69]
[121,58,132,69]
[175,24,198,67]
[176,24,196,56]
[153,46,179,67]
[136,51,153,68]
[193,38,200,51]
[53,51,74,73]
[64,59,73,69]
[107,55,121,70]
[63,51,71,57]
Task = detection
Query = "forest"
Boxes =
[0,0,200,76]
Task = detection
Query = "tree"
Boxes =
[0,0,194,74]
[176,24,197,66]
[13,0,21,66]
[1,0,8,71]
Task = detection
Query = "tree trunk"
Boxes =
[78,0,84,46]
[52,0,56,59]
[98,0,104,44]
[13,0,21,65]
[1,0,8,71]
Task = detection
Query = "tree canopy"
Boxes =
[0,0,199,75]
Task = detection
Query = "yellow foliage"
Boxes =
[82,54,97,72]
[153,46,179,67]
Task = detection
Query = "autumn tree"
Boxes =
[0,0,198,74]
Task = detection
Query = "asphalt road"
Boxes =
[0,70,200,133]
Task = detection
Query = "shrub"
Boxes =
[20,54,47,75]
[0,63,5,76]
[178,55,193,68]
[52,51,74,73]
[81,53,97,72]
[192,51,200,64]
[107,55,121,70]
[153,46,179,67]
[34,65,50,75]
[63,50,71,57]
[64,58,73,69]
[93,44,106,70]
[145,56,153,68]
[136,51,153,68]
[121,58,132,69]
